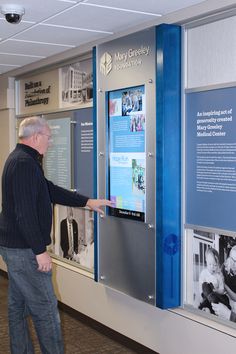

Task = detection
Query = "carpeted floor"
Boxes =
[0,274,156,354]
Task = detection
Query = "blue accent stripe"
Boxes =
[155,24,181,308]
[92,46,98,282]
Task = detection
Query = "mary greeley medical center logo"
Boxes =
[100,52,112,76]
[100,46,150,76]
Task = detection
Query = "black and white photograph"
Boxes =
[185,229,236,324]
[59,58,93,108]
[50,205,94,271]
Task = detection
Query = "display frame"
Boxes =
[106,84,146,222]
[184,227,236,329]
[186,86,236,233]
[48,205,95,274]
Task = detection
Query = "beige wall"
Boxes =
[0,77,16,208]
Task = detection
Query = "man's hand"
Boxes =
[212,303,231,320]
[36,251,52,272]
[86,198,114,215]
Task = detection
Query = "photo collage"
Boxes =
[108,85,146,221]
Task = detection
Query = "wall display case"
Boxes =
[184,14,236,334]
[16,55,92,116]
[186,87,236,232]
[185,86,236,327]
[43,109,94,272]
[96,24,181,308]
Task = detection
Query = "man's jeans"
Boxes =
[0,247,64,354]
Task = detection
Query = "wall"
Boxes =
[0,77,15,207]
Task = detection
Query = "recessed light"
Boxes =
[56,0,77,3]
[9,38,75,47]
[0,63,21,67]
[40,23,113,34]
[0,52,45,58]
[81,3,162,17]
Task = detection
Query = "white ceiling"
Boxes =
[0,0,230,75]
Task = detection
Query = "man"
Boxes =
[0,116,112,354]
[60,207,79,260]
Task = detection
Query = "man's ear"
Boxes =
[32,133,39,144]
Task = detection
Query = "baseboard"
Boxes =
[58,301,158,354]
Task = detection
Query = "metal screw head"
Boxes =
[148,224,154,229]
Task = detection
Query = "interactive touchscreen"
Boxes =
[108,85,146,221]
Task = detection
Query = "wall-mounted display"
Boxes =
[186,87,236,232]
[43,117,71,189]
[97,24,181,308]
[16,54,93,116]
[48,205,94,271]
[16,69,60,115]
[74,108,94,197]
[108,85,146,222]
[185,228,236,326]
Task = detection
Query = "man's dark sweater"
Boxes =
[0,144,89,255]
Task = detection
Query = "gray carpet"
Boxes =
[0,274,153,354]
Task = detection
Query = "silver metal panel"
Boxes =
[99,216,155,303]
[97,27,156,303]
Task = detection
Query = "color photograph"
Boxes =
[122,87,144,116]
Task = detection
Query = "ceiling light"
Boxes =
[41,23,113,34]
[81,3,162,17]
[0,63,21,67]
[9,38,75,48]
[0,52,45,58]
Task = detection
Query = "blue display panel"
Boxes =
[43,117,71,189]
[186,87,236,232]
[156,24,181,308]
[74,108,94,198]
[108,85,146,222]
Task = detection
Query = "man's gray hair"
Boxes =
[18,116,48,139]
